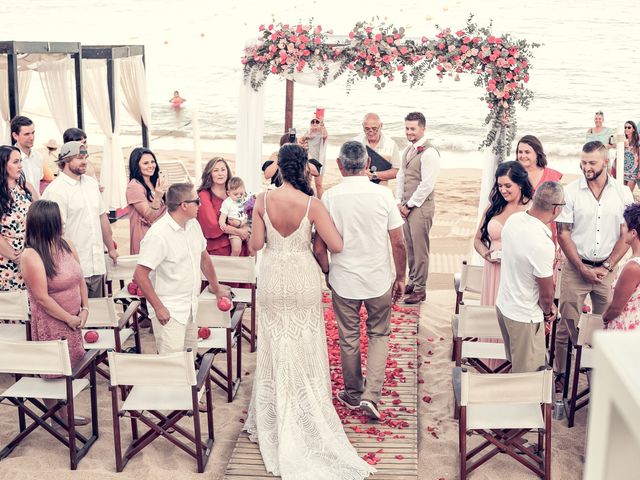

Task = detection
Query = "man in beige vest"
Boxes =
[396,112,440,303]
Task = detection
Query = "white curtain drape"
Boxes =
[38,57,76,135]
[0,57,32,143]
[119,55,151,130]
[236,61,342,193]
[82,59,127,210]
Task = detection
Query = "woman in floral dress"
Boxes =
[603,203,640,330]
[0,145,37,291]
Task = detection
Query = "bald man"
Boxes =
[353,113,400,185]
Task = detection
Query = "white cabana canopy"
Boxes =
[0,41,151,211]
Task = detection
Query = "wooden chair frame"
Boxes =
[196,290,247,402]
[208,255,257,352]
[452,261,483,360]
[109,351,215,473]
[0,344,99,470]
[455,367,552,479]
[562,313,604,428]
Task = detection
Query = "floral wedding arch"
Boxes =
[236,16,538,195]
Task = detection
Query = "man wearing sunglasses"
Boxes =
[135,183,231,361]
[352,112,400,185]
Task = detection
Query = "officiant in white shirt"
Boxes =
[353,112,401,185]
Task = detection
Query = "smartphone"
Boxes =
[288,128,297,143]
[315,107,325,120]
[159,170,169,185]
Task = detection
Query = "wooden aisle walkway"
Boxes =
[225,299,419,479]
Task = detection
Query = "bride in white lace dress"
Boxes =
[245,144,375,479]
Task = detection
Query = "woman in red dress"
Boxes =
[196,157,250,255]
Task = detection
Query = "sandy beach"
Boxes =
[0,148,586,479]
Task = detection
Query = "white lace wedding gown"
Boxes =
[244,193,375,480]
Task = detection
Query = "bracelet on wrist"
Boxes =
[80,307,89,313]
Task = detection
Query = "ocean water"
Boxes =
[4,0,640,172]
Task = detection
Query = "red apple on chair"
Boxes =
[582,305,591,313]
[198,327,211,339]
[136,287,143,297]
[217,296,232,312]
[84,330,99,343]
[127,281,138,295]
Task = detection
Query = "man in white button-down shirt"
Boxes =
[555,141,633,384]
[316,141,406,420]
[11,115,43,189]
[134,183,231,356]
[395,112,440,304]
[42,141,118,297]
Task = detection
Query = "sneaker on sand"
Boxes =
[360,399,381,420]
[336,390,360,410]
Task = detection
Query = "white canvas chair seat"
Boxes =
[2,377,90,400]
[466,403,545,430]
[580,347,596,369]
[0,339,99,470]
[208,254,257,352]
[108,350,215,473]
[198,328,235,351]
[0,323,28,341]
[121,385,206,411]
[82,328,134,350]
[455,367,553,479]
[230,287,252,304]
[453,305,510,373]
[461,341,508,361]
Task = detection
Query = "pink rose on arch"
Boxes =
[460,45,469,54]
[400,46,408,54]
[387,36,394,44]
[271,66,278,74]
[462,36,471,44]
[421,36,428,44]
[365,26,373,33]
[348,31,355,39]
[438,42,445,50]
[268,24,274,30]
[375,33,383,42]
[364,38,371,45]
[259,25,265,31]
[315,25,322,34]
[397,64,404,71]
[296,24,303,34]
[382,54,391,63]
[314,37,321,44]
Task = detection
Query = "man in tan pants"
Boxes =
[315,141,406,420]
[396,112,440,304]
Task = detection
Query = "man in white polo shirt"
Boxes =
[496,181,564,373]
[316,140,406,420]
[554,141,633,384]
[134,183,231,356]
[42,141,118,297]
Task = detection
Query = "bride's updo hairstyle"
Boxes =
[277,143,314,196]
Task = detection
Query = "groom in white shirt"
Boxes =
[315,141,406,420]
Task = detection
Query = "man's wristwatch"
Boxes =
[602,260,614,272]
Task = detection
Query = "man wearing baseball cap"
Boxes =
[42,141,118,296]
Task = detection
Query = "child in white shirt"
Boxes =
[219,176,248,256]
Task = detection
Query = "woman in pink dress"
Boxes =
[474,162,533,368]
[126,148,168,254]
[603,203,640,330]
[21,200,89,424]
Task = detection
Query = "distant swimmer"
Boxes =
[170,90,186,108]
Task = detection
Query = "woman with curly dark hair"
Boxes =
[474,161,533,305]
[623,121,640,191]
[244,143,371,480]
[0,145,38,290]
[126,147,168,254]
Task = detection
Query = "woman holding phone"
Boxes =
[301,108,328,197]
[126,147,168,254]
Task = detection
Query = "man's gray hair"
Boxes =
[532,181,564,212]
[339,141,368,173]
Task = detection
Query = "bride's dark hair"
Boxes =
[278,143,314,196]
